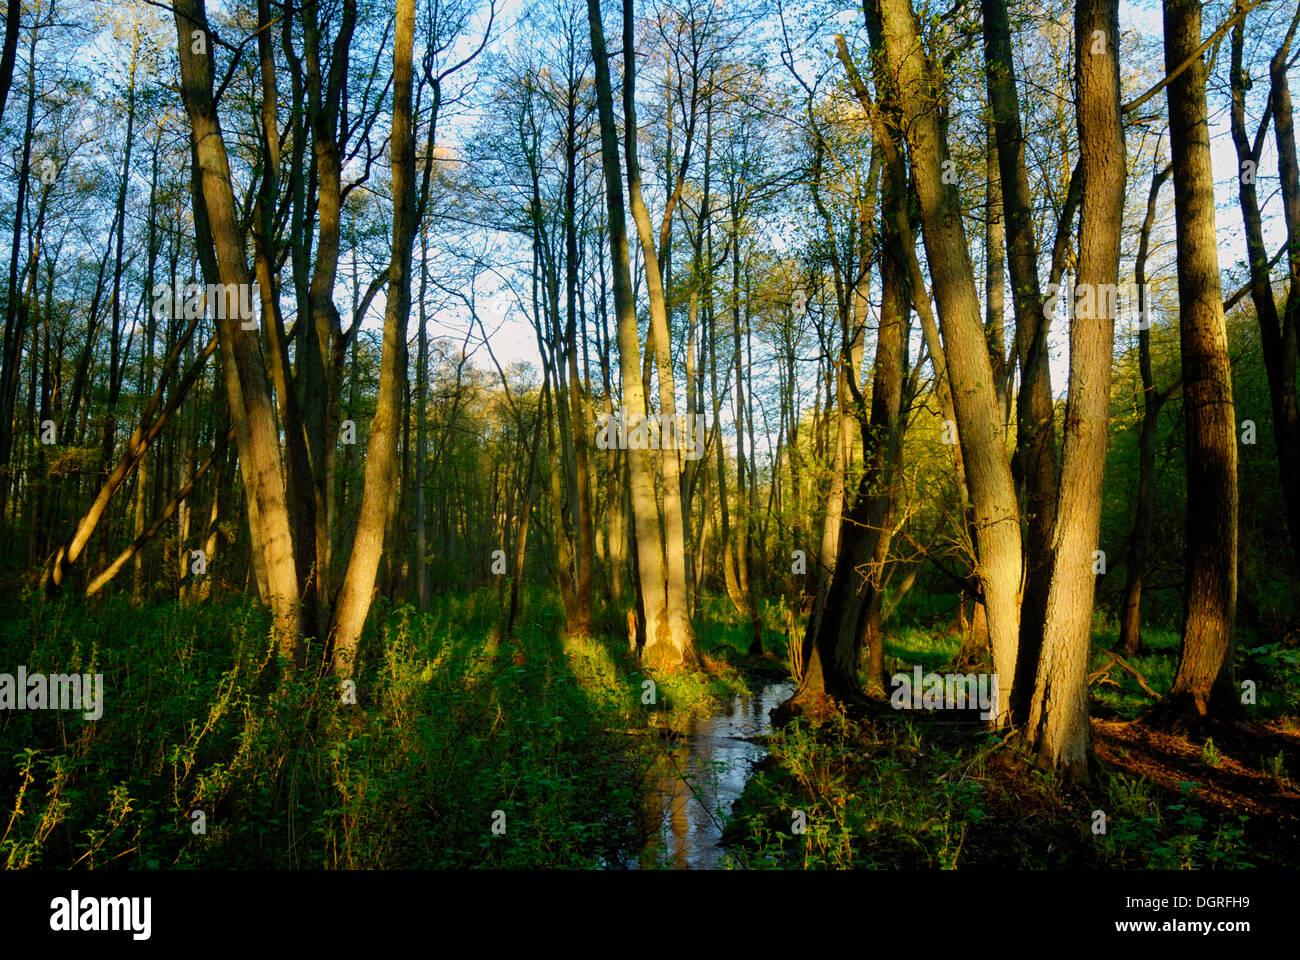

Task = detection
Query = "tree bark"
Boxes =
[878,0,1022,723]
[1165,0,1239,717]
[1025,0,1126,779]
[982,0,1060,721]
[174,0,302,661]
[330,0,417,677]
[621,0,697,669]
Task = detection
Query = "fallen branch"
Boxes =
[1088,649,1160,699]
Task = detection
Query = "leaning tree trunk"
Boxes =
[878,0,1022,723]
[174,0,302,661]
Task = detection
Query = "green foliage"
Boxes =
[0,589,652,869]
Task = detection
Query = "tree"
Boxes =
[331,0,419,677]
[1025,0,1126,779]
[1164,0,1239,719]
[588,0,681,672]
[877,0,1022,723]
[172,0,302,663]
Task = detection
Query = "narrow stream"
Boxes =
[636,681,795,869]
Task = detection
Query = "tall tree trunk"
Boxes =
[330,0,416,677]
[1243,6,1300,570]
[1025,0,1126,779]
[564,71,595,635]
[1165,0,1239,718]
[588,0,675,671]
[801,30,908,702]
[1119,161,1172,655]
[621,0,696,669]
[982,0,1060,722]
[173,0,302,662]
[878,0,1022,723]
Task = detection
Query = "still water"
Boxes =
[637,681,795,869]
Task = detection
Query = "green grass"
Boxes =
[4,587,1293,870]
[723,615,1296,869]
[0,588,658,868]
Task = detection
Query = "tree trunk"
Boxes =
[1165,0,1239,718]
[982,0,1060,722]
[174,0,302,661]
[1119,162,1172,654]
[1254,6,1300,570]
[587,0,675,670]
[622,0,696,669]
[330,0,416,677]
[878,0,1022,723]
[1025,0,1126,780]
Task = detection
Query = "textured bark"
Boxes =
[254,0,320,640]
[982,0,1060,722]
[174,0,302,659]
[1165,0,1239,715]
[621,0,696,669]
[878,0,1022,723]
[587,0,674,669]
[1026,0,1126,780]
[330,0,416,676]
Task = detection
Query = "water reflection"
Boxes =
[639,681,794,870]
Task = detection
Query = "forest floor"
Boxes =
[725,621,1300,869]
[0,585,1295,869]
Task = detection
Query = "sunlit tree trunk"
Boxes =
[588,0,676,669]
[1165,0,1238,717]
[173,0,301,660]
[982,0,1059,721]
[878,0,1021,723]
[622,0,696,668]
[1026,0,1126,779]
[330,0,417,677]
